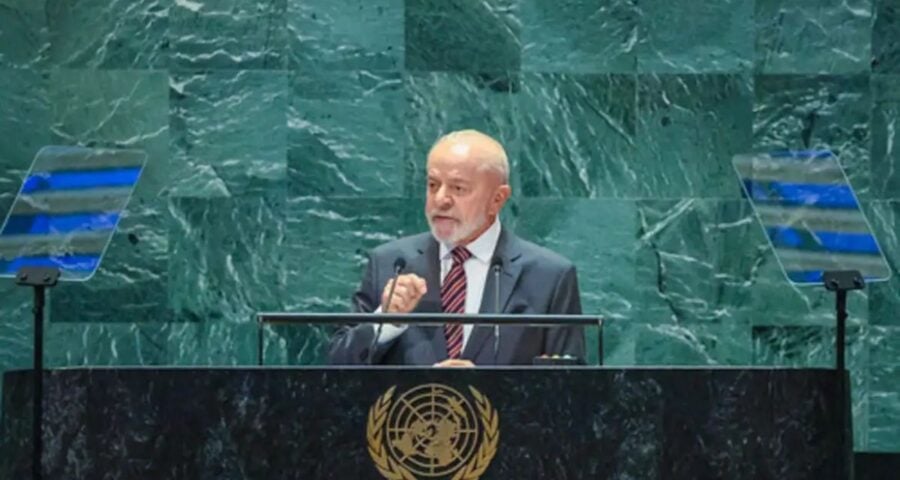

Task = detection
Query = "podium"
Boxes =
[1,366,850,479]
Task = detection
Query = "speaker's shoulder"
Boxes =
[370,231,433,259]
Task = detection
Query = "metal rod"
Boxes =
[835,289,850,479]
[257,312,602,327]
[257,324,264,367]
[15,266,60,480]
[836,289,847,372]
[32,285,44,480]
[597,318,604,366]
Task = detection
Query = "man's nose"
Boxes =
[435,186,453,207]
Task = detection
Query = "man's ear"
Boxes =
[491,184,512,215]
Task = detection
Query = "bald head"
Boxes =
[427,130,509,183]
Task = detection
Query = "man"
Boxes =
[328,129,584,366]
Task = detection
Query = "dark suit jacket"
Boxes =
[328,227,585,365]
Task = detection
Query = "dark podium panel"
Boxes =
[1,368,849,479]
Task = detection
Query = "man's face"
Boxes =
[425,142,506,245]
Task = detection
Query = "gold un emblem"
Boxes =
[367,383,499,480]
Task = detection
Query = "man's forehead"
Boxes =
[427,149,479,170]
[433,145,497,168]
[426,164,475,180]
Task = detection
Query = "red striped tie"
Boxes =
[442,246,472,359]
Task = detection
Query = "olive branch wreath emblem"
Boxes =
[366,385,499,480]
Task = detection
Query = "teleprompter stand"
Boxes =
[16,266,60,480]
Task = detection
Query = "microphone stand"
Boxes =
[367,260,405,365]
[491,258,502,365]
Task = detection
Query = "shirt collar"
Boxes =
[439,216,502,263]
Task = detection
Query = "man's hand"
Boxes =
[381,274,427,313]
[433,359,475,368]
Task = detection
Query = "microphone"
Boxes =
[490,256,503,365]
[384,257,407,312]
[367,257,406,365]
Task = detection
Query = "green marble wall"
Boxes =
[0,0,898,451]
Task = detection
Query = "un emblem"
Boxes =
[367,383,499,480]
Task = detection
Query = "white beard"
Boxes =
[427,211,488,246]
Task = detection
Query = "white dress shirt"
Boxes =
[376,217,502,351]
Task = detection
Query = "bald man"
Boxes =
[328,130,585,366]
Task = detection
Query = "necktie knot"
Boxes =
[451,246,472,265]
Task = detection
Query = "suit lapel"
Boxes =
[478,227,523,314]
[463,228,523,361]
[407,235,447,359]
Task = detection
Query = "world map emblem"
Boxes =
[367,383,499,480]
